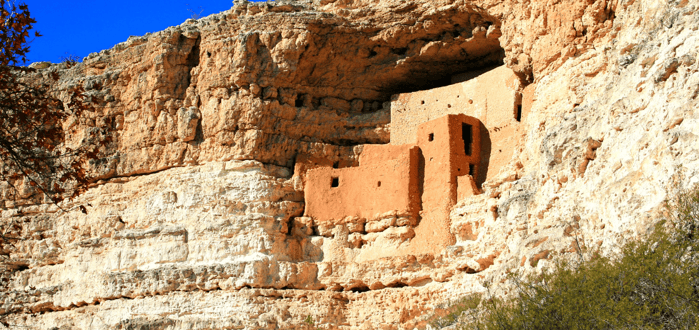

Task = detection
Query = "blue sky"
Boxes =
[24,0,264,64]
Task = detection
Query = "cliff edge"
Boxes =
[1,0,698,328]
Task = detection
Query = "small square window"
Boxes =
[428,133,434,142]
[331,177,339,187]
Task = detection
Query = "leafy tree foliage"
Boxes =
[0,0,96,205]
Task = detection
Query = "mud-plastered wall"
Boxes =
[391,66,524,183]
[304,144,420,224]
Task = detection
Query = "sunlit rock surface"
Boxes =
[2,0,699,328]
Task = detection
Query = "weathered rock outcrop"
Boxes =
[2,0,699,329]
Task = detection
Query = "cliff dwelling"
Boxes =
[299,65,528,256]
[5,0,697,327]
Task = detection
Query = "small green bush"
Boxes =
[426,294,483,328]
[434,188,699,330]
[304,315,314,325]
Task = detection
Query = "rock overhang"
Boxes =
[5,0,691,328]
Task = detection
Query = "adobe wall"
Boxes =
[405,114,482,253]
[390,65,523,183]
[416,114,482,209]
[303,144,420,223]
[293,154,334,188]
[302,65,525,254]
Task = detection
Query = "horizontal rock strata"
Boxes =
[3,0,699,328]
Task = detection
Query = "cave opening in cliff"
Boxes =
[291,13,508,116]
[376,47,505,97]
[367,12,506,96]
[348,284,370,293]
[385,281,408,288]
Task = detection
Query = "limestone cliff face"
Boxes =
[2,0,699,329]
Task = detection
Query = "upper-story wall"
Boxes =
[390,65,524,183]
[417,114,482,210]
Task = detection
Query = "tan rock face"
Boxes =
[2,0,699,329]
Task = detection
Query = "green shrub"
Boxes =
[435,188,699,330]
[425,294,483,328]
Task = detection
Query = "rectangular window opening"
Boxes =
[462,123,473,156]
[515,104,522,122]
[331,177,339,188]
[428,133,434,142]
[468,164,475,176]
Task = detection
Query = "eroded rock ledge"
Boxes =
[2,0,699,328]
